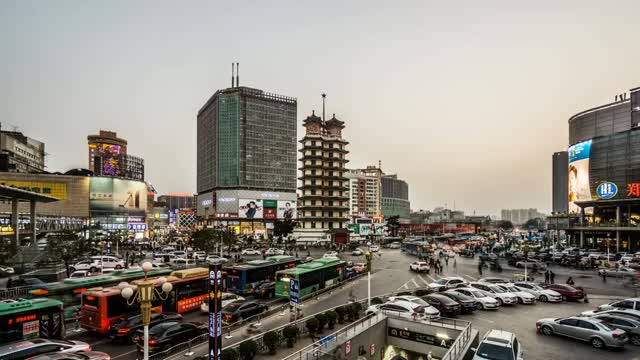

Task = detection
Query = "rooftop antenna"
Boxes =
[236,62,239,87]
[321,93,326,121]
[378,160,382,169]
[231,63,235,88]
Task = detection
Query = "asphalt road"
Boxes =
[66,247,639,359]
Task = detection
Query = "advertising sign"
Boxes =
[277,200,296,220]
[89,177,147,216]
[596,182,618,200]
[0,180,67,199]
[359,223,384,236]
[263,208,277,219]
[239,199,263,219]
[388,327,454,348]
[208,263,222,360]
[289,278,300,305]
[568,140,592,213]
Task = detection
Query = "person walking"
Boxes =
[601,271,607,283]
[566,276,575,286]
[445,256,449,268]
[550,271,555,284]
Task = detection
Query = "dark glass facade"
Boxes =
[381,174,410,219]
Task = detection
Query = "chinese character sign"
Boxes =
[628,183,640,198]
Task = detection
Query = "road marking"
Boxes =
[418,275,430,286]
[411,278,419,288]
[112,349,138,359]
[425,274,435,282]
[398,282,409,290]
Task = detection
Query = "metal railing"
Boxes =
[441,318,473,360]
[149,333,209,360]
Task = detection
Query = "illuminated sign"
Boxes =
[209,263,222,360]
[628,183,640,197]
[10,314,37,324]
[0,180,67,199]
[201,199,213,206]
[217,197,235,203]
[596,182,618,199]
[388,327,454,348]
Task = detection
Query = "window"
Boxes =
[558,318,578,326]
[613,301,634,309]
[609,318,633,327]
[107,295,129,318]
[577,320,598,330]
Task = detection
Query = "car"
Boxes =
[255,281,276,299]
[472,330,523,360]
[451,288,499,310]
[5,277,48,290]
[496,284,536,304]
[150,262,172,269]
[27,351,112,360]
[351,249,364,256]
[478,252,498,261]
[598,267,637,278]
[587,314,640,346]
[172,251,187,259]
[422,293,462,316]
[69,270,95,278]
[477,277,509,284]
[617,256,636,266]
[580,308,640,321]
[71,256,124,272]
[588,252,604,259]
[428,277,468,291]
[0,339,91,360]
[388,295,430,306]
[241,248,261,256]
[544,284,585,301]
[409,261,430,273]
[302,256,314,263]
[351,263,366,273]
[135,321,206,354]
[201,293,246,312]
[205,254,228,263]
[0,265,15,275]
[440,291,478,313]
[153,253,177,263]
[515,259,547,270]
[369,245,380,252]
[536,316,627,349]
[192,251,207,261]
[513,282,562,302]
[598,298,640,312]
[265,248,285,256]
[171,258,197,267]
[365,300,440,320]
[470,282,517,306]
[222,301,269,323]
[388,242,402,249]
[110,312,182,343]
[323,251,339,258]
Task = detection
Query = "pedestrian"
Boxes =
[566,276,575,286]
[544,270,549,284]
[601,271,607,282]
[453,257,457,270]
[478,262,483,275]
[445,256,449,267]
[550,271,555,284]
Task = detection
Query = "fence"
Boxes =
[149,333,209,360]
[0,286,34,301]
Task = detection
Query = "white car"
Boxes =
[71,256,124,272]
[0,339,91,359]
[473,330,523,360]
[366,300,440,320]
[265,248,285,256]
[192,251,207,260]
[241,248,261,255]
[323,251,339,258]
[388,242,402,249]
[597,298,640,312]
[428,277,468,291]
[171,258,197,267]
[201,293,246,312]
[172,251,188,259]
[69,270,94,278]
[512,282,562,302]
[409,261,430,272]
[206,254,229,263]
[618,256,636,267]
[369,245,380,252]
[496,284,536,304]
[580,308,640,321]
[450,288,499,310]
[470,282,518,306]
[153,253,177,263]
[351,249,364,256]
[515,260,547,270]
[388,295,430,306]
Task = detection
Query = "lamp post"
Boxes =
[121,261,173,360]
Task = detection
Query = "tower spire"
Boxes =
[231,63,235,87]
[236,62,239,87]
[321,93,327,121]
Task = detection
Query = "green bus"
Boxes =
[0,298,65,343]
[33,268,173,319]
[275,258,346,299]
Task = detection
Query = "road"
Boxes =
[66,247,639,359]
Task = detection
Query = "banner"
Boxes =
[89,177,147,216]
[277,200,296,220]
[568,140,592,213]
[239,199,263,219]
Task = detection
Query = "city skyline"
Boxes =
[3,1,640,216]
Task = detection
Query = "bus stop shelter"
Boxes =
[0,184,60,246]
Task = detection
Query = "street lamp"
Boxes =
[121,261,173,360]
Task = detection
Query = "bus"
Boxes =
[275,258,346,299]
[0,298,65,343]
[80,267,217,334]
[32,268,173,320]
[225,255,299,295]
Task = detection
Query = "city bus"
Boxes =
[275,258,346,299]
[32,268,173,320]
[224,255,299,295]
[80,267,217,334]
[0,298,65,343]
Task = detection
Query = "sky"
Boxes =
[2,1,640,217]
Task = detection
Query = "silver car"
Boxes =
[598,267,637,278]
[536,316,628,349]
[589,314,640,346]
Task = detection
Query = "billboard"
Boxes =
[239,199,263,219]
[89,177,147,216]
[277,200,296,220]
[568,140,592,213]
[0,180,67,199]
[97,144,124,176]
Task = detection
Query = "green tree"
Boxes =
[43,231,93,276]
[385,216,401,237]
[273,220,295,243]
[191,229,217,253]
[499,220,514,231]
[220,228,238,254]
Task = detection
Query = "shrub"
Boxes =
[325,310,338,329]
[345,304,355,321]
[371,297,383,305]
[282,325,299,348]
[315,313,328,331]
[351,302,362,320]
[335,306,346,323]
[305,317,319,336]
[263,331,280,355]
[220,348,239,360]
[238,339,259,360]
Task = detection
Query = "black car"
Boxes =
[440,291,477,314]
[6,277,48,290]
[135,321,206,354]
[222,301,268,323]
[421,294,462,317]
[110,312,182,343]
[255,281,276,299]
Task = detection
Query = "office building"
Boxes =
[347,166,383,220]
[500,208,544,224]
[196,69,298,236]
[0,129,46,173]
[552,151,568,213]
[381,174,410,220]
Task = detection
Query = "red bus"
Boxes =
[80,267,219,334]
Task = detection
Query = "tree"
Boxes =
[385,216,401,237]
[0,238,17,265]
[273,220,295,244]
[498,220,514,231]
[238,339,259,359]
[42,231,93,276]
[220,228,238,254]
[191,229,217,253]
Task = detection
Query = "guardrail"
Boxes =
[0,286,35,301]
[149,333,209,360]
[441,317,473,360]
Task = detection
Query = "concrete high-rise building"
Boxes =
[381,174,410,220]
[296,108,349,243]
[552,151,569,213]
[196,72,298,235]
[500,208,544,224]
[347,166,383,220]
[0,129,45,173]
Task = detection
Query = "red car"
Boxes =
[544,284,584,301]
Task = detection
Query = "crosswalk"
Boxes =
[397,272,479,290]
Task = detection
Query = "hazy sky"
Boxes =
[2,1,640,217]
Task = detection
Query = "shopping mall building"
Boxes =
[551,86,640,252]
